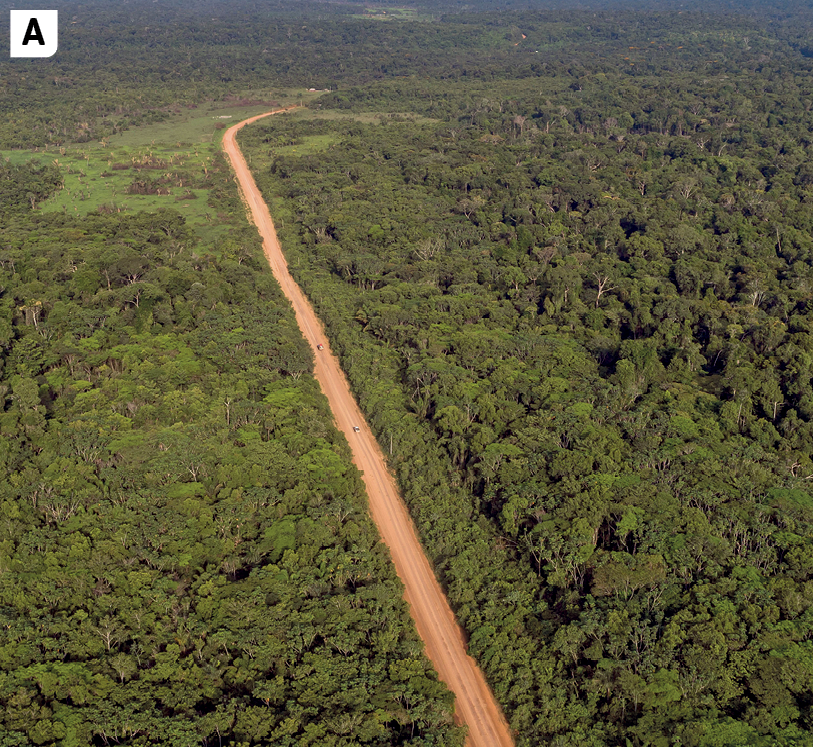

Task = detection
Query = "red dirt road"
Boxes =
[223,110,514,747]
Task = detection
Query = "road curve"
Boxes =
[223,110,515,747]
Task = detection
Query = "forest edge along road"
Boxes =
[223,110,515,747]
[223,106,515,747]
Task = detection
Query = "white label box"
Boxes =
[10,10,58,58]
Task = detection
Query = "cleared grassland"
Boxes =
[1,90,319,244]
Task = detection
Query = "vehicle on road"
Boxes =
[317,344,324,350]
[353,426,360,432]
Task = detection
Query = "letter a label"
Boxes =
[10,10,58,58]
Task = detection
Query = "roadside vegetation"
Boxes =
[2,0,813,745]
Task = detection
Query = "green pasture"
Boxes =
[6,142,222,242]
[305,110,437,124]
[349,6,436,22]
[269,133,338,158]
[0,88,324,243]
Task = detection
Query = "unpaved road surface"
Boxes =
[223,110,515,747]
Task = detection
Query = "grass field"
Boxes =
[305,110,436,124]
[349,7,436,22]
[0,89,321,244]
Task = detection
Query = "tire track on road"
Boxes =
[223,110,515,747]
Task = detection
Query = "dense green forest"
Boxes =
[3,0,813,148]
[3,0,813,745]
[0,144,461,745]
[237,15,813,745]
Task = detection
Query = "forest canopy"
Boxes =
[236,10,813,743]
[2,0,813,745]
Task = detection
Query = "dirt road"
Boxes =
[223,110,515,747]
